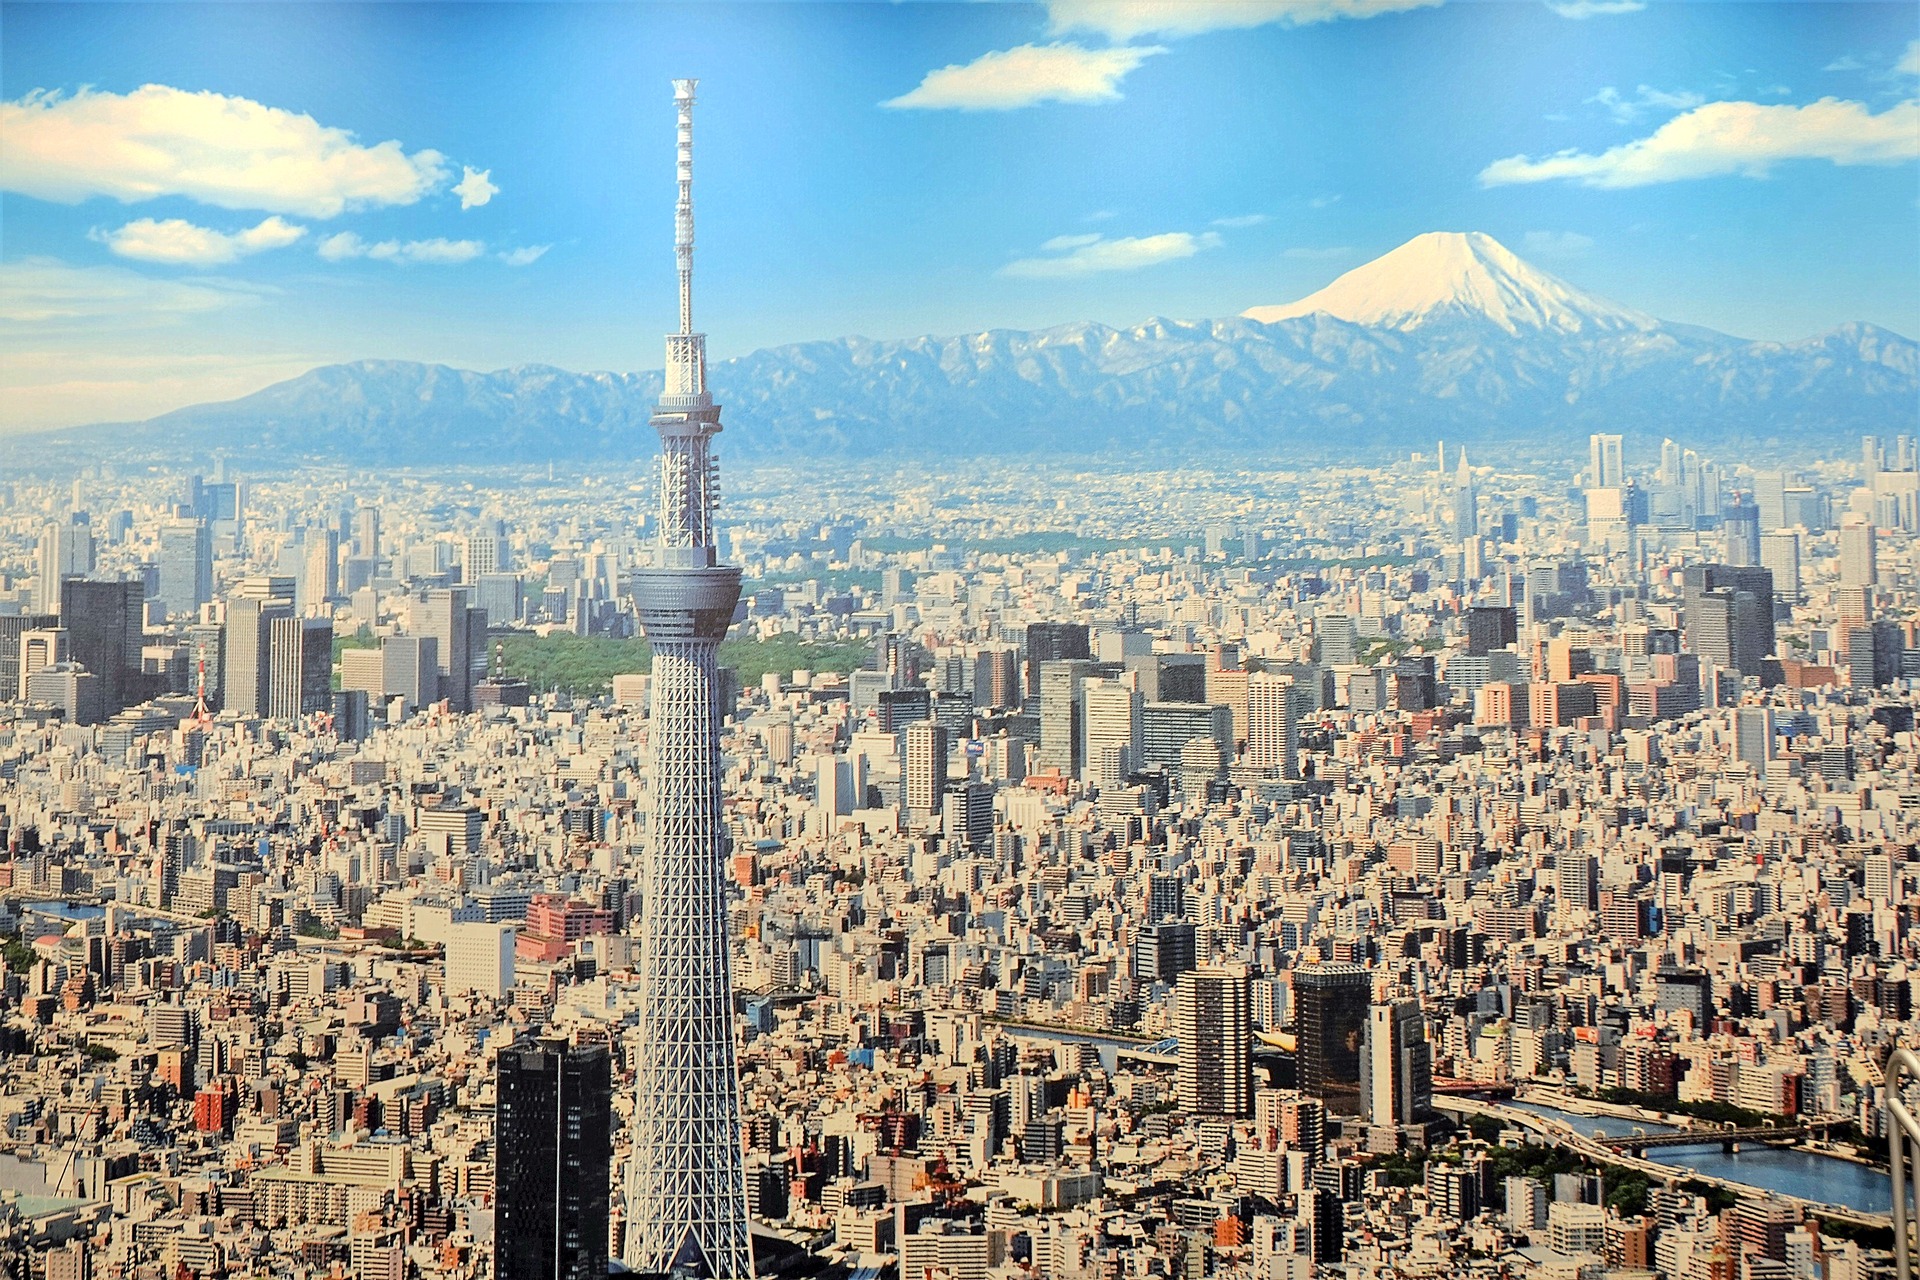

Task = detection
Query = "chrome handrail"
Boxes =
[1890,1047,1920,1280]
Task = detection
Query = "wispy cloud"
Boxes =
[1821,56,1862,73]
[94,215,306,266]
[1588,84,1704,123]
[0,256,262,325]
[0,84,459,217]
[453,166,498,210]
[1282,245,1352,260]
[1212,213,1270,228]
[317,232,487,265]
[883,43,1165,111]
[1045,0,1440,42]
[1308,194,1342,209]
[1001,230,1221,278]
[1521,230,1595,258]
[1901,39,1920,77]
[1481,96,1920,188]
[1544,0,1644,18]
[498,245,550,267]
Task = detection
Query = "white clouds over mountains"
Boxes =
[0,84,457,217]
[1043,0,1440,42]
[884,43,1164,110]
[1002,230,1221,278]
[95,215,307,265]
[316,233,486,265]
[1482,95,1920,187]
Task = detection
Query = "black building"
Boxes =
[59,579,147,717]
[1023,621,1090,708]
[1464,606,1517,657]
[496,1037,612,1280]
[1682,564,1774,678]
[1294,963,1371,1117]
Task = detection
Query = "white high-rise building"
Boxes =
[1176,965,1252,1117]
[1081,676,1142,787]
[1839,521,1876,588]
[36,519,94,615]
[1246,673,1298,779]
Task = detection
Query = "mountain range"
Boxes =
[72,231,1920,463]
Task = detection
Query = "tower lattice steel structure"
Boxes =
[623,78,753,1280]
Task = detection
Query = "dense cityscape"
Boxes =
[2,422,1917,1279]
[4,2,1919,1278]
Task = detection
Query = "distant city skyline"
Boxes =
[2,0,1917,431]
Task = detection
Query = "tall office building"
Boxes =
[1037,658,1095,777]
[903,721,949,820]
[1081,676,1142,787]
[1682,564,1774,678]
[1295,963,1371,1116]
[59,579,145,717]
[157,517,213,617]
[414,587,481,713]
[1465,606,1517,657]
[1175,965,1252,1117]
[1759,531,1801,603]
[266,615,332,720]
[623,80,753,1279]
[1245,672,1298,779]
[1734,706,1775,768]
[36,517,94,614]
[224,595,294,717]
[300,529,339,612]
[465,526,508,580]
[1588,433,1624,488]
[1451,448,1477,536]
[0,615,56,703]
[1722,495,1762,566]
[496,1037,613,1280]
[1361,1000,1432,1127]
[1023,621,1090,708]
[1839,521,1876,589]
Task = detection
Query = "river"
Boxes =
[1510,1100,1892,1214]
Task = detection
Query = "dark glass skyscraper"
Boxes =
[59,579,144,716]
[1294,963,1371,1117]
[496,1037,612,1280]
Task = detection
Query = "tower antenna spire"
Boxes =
[674,77,696,337]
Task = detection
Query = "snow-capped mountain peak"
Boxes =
[1243,230,1658,336]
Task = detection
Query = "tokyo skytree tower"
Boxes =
[623,78,753,1279]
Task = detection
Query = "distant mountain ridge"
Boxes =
[78,232,1920,462]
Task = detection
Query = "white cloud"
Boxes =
[1900,40,1920,76]
[0,84,455,217]
[1822,56,1863,73]
[1282,245,1351,259]
[1544,0,1644,18]
[0,256,260,325]
[1480,96,1920,187]
[1001,230,1221,278]
[498,245,550,267]
[1,348,319,432]
[453,166,497,209]
[1588,84,1704,123]
[1212,213,1270,228]
[1309,193,1342,208]
[1521,230,1595,258]
[95,215,306,265]
[1042,233,1104,251]
[1045,0,1439,41]
[883,43,1165,110]
[317,232,487,265]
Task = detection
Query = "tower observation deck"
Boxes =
[623,77,753,1280]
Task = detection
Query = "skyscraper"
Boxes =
[1588,433,1624,488]
[1839,520,1876,589]
[904,721,949,820]
[1023,621,1090,708]
[497,1037,613,1280]
[623,79,753,1280]
[223,596,293,718]
[36,517,94,614]
[157,516,213,617]
[1294,963,1371,1116]
[1361,1000,1432,1127]
[59,579,144,717]
[1175,965,1252,1117]
[1245,672,1298,779]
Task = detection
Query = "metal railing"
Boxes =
[1890,1047,1920,1280]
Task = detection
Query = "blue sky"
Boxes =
[2,0,1916,430]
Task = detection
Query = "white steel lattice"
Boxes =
[625,640,752,1278]
[623,75,754,1280]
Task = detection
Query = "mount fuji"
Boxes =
[77,231,1917,463]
